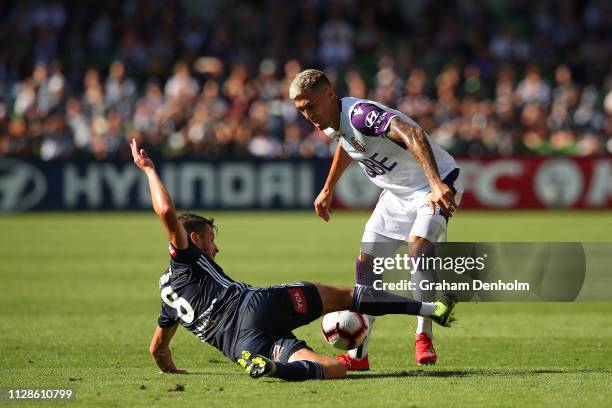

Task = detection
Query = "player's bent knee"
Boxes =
[312,282,346,298]
[408,235,430,244]
[314,283,354,314]
[408,235,435,256]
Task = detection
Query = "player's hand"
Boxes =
[428,181,457,217]
[314,188,333,222]
[131,138,155,171]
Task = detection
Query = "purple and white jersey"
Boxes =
[324,97,457,197]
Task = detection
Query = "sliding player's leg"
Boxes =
[313,283,457,327]
[238,340,346,381]
[236,282,456,381]
[237,334,342,381]
[288,347,346,379]
[244,283,457,379]
[235,283,345,381]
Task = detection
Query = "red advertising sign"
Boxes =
[333,158,612,209]
[458,157,612,209]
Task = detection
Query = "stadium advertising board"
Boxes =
[0,157,611,211]
[456,157,612,209]
[0,157,322,211]
[334,157,612,210]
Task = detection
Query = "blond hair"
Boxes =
[289,69,331,100]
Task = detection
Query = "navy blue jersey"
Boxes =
[158,242,250,358]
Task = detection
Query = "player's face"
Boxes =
[294,86,339,130]
[196,225,219,259]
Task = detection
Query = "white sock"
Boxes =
[418,302,437,317]
[348,315,376,360]
[416,316,433,338]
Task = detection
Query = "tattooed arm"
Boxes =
[386,117,457,216]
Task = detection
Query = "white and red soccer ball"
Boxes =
[321,311,369,350]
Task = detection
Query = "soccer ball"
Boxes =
[321,311,369,350]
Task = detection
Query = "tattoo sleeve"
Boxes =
[387,117,442,185]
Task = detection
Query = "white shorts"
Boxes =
[361,169,463,244]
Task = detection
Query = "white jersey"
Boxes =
[324,97,457,198]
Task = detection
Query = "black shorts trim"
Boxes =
[442,168,460,222]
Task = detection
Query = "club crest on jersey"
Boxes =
[350,137,367,152]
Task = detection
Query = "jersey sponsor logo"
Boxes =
[365,110,379,128]
[371,112,390,134]
[350,137,367,153]
[359,153,398,177]
[288,288,308,314]
[350,102,393,137]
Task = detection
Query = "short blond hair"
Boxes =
[289,69,331,100]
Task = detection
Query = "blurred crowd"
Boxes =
[0,0,611,161]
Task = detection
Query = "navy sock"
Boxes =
[271,360,325,381]
[352,285,423,316]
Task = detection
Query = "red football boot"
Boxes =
[336,354,370,371]
[415,332,437,365]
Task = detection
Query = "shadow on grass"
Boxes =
[349,368,612,380]
[181,371,242,376]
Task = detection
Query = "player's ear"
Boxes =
[189,231,199,244]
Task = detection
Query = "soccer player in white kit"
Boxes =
[290,69,463,370]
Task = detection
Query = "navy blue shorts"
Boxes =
[232,282,323,363]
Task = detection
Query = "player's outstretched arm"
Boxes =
[149,324,187,374]
[315,144,352,221]
[386,118,457,216]
[131,139,189,249]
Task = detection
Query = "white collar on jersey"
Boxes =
[323,127,341,140]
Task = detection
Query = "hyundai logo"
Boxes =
[0,158,47,211]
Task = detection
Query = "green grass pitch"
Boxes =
[1,210,611,407]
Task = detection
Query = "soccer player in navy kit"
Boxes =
[131,138,458,381]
